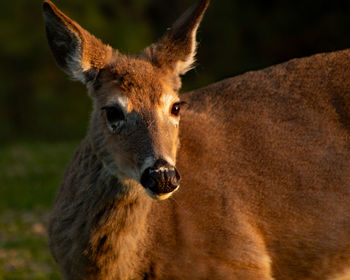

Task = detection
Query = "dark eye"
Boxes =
[171,102,184,117]
[101,105,125,123]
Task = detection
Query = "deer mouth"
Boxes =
[145,186,180,200]
[140,158,181,200]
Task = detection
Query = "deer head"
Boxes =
[43,0,209,200]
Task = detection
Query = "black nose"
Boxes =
[141,159,180,194]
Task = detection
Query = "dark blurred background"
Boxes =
[2,0,350,143]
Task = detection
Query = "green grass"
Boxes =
[0,142,78,210]
[0,141,78,279]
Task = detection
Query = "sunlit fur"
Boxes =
[146,186,180,201]
[90,57,181,183]
[43,0,205,278]
[44,0,350,279]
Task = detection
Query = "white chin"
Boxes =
[145,186,180,200]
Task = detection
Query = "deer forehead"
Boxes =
[106,92,178,114]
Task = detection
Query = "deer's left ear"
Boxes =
[143,0,210,76]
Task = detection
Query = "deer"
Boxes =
[43,0,350,279]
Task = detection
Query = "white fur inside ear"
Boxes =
[175,23,199,75]
[69,52,86,82]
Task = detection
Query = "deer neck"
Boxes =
[80,133,152,279]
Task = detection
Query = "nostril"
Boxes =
[140,167,157,190]
[140,160,181,195]
[171,169,181,187]
[165,168,179,186]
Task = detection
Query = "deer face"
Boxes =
[43,0,209,199]
[92,59,182,199]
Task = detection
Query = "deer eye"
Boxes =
[101,105,125,123]
[170,102,184,117]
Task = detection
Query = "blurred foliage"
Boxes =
[1,0,350,142]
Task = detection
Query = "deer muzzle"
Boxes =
[140,158,180,199]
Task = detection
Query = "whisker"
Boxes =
[147,120,155,128]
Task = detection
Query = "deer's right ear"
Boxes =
[42,1,113,84]
[143,0,209,77]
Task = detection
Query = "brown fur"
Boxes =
[44,0,350,279]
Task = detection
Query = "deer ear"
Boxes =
[42,1,113,84]
[143,0,209,76]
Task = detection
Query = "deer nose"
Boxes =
[140,158,180,195]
